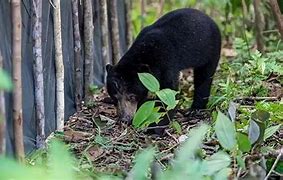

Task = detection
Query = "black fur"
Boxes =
[106,8,221,134]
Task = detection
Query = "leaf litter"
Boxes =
[61,70,282,178]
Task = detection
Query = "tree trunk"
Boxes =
[253,0,265,52]
[32,0,45,149]
[0,51,6,155]
[141,0,146,29]
[100,0,110,81]
[269,0,283,39]
[83,0,94,102]
[53,0,64,131]
[109,0,121,64]
[125,0,133,48]
[72,0,83,110]
[11,0,24,161]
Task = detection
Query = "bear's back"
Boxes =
[119,8,221,70]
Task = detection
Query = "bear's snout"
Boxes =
[119,115,133,125]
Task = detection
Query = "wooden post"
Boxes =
[11,0,25,161]
[83,0,94,102]
[125,0,133,48]
[253,0,265,52]
[109,0,121,64]
[32,0,45,148]
[99,0,110,81]
[53,0,64,131]
[72,0,83,110]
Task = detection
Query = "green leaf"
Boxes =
[138,73,160,92]
[0,68,12,91]
[203,151,231,176]
[248,120,260,144]
[264,124,281,141]
[133,101,155,128]
[131,147,156,180]
[0,156,44,179]
[213,168,231,180]
[156,88,178,110]
[251,110,270,123]
[170,121,182,134]
[140,107,163,128]
[174,124,209,171]
[236,132,251,153]
[215,111,237,151]
[249,110,269,144]
[160,125,209,180]
[48,140,75,180]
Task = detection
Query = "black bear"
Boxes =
[106,8,221,133]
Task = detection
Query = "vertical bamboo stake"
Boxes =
[0,51,6,155]
[109,0,121,64]
[11,0,24,161]
[72,0,83,110]
[99,0,110,80]
[83,0,94,102]
[125,0,133,48]
[253,0,265,52]
[32,0,45,148]
[53,0,64,131]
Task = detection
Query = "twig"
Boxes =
[236,97,279,101]
[236,167,242,179]
[144,125,169,130]
[264,148,282,180]
[262,30,279,34]
[165,129,178,143]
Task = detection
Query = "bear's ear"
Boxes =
[106,64,113,73]
[137,63,151,73]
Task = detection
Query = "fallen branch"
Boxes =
[264,148,282,180]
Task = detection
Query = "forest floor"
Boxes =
[60,50,282,178]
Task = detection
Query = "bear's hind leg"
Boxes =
[191,63,217,110]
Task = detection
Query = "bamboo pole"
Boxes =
[83,0,94,102]
[11,0,25,161]
[53,0,64,131]
[99,0,110,81]
[124,0,133,48]
[32,0,45,148]
[109,0,121,64]
[72,0,83,110]
[0,51,6,155]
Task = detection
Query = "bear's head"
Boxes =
[106,63,150,124]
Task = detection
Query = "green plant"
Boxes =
[130,124,231,180]
[214,109,281,176]
[89,84,100,95]
[209,38,283,109]
[0,139,87,180]
[132,73,178,129]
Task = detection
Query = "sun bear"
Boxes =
[106,8,221,134]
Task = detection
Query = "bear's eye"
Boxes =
[128,94,136,102]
